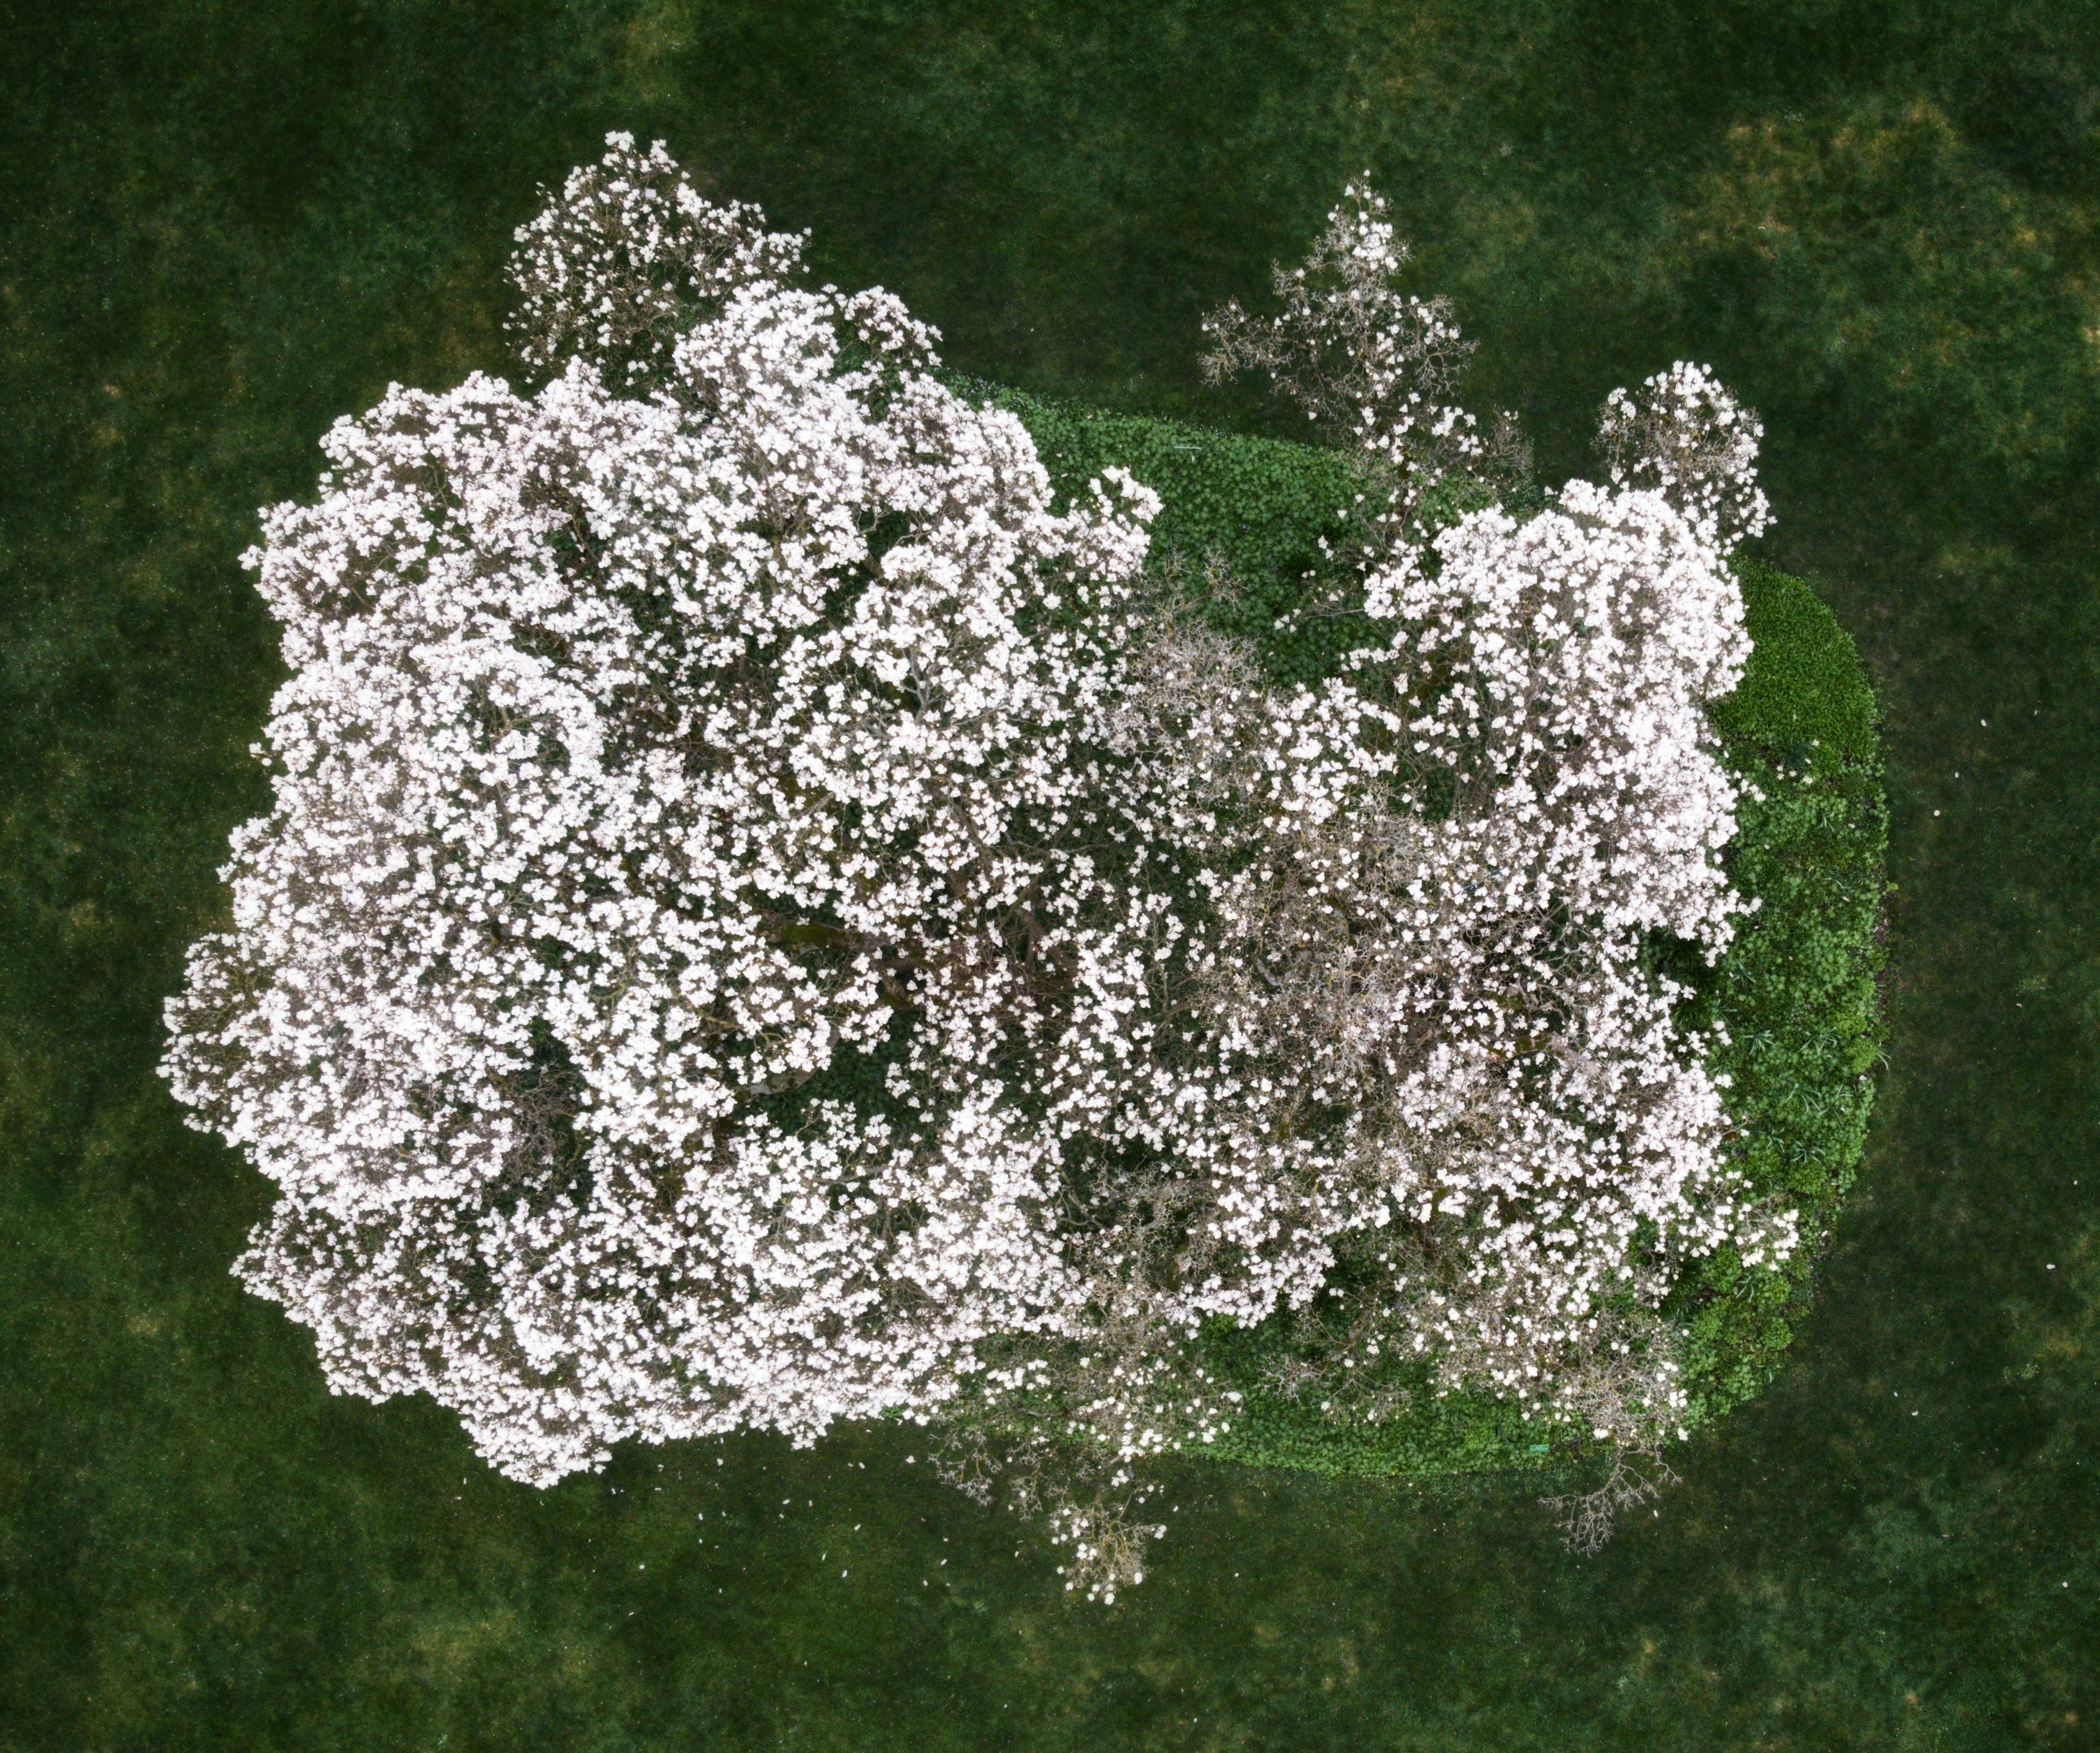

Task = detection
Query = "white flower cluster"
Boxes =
[1200,178,1475,454]
[1199,178,1525,542]
[508,132,807,389]
[167,135,1161,1481]
[166,143,1792,1584]
[1190,181,1794,1435]
[1596,360,1772,551]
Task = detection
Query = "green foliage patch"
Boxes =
[955,378,1372,684]
[990,393,1888,1480]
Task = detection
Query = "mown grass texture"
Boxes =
[7,2,2100,1747]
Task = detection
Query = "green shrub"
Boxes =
[977,382,1888,1480]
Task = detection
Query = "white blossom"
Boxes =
[1595,359,1771,551]
[166,143,1794,1595]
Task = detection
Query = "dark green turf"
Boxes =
[6,2,2099,1747]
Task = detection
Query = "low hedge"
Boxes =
[967,382,1888,1480]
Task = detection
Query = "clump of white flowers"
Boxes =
[1200,177,1531,544]
[167,134,1160,1487]
[1595,358,1771,551]
[166,140,1791,1598]
[506,134,807,388]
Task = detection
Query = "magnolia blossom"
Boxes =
[167,137,1160,1481]
[1166,182,1791,1426]
[167,141,1792,1592]
[1596,360,1771,551]
[1200,178,1528,541]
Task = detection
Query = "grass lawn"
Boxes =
[4,3,2097,1747]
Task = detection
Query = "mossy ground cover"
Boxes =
[979,391,1887,1479]
[7,3,2100,1748]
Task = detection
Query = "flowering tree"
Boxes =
[166,139,1790,1596]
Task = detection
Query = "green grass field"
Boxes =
[5,2,2098,1747]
